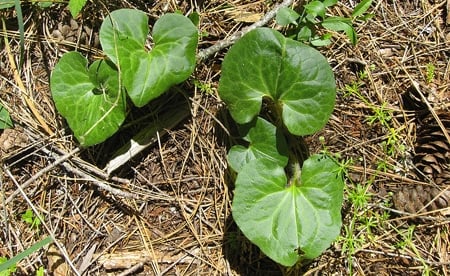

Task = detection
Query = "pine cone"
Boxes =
[414,112,450,179]
[393,185,450,214]
[435,171,450,186]
[392,111,450,214]
[401,84,428,111]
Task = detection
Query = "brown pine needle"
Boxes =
[1,17,54,136]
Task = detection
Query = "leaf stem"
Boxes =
[288,159,302,187]
[265,98,309,181]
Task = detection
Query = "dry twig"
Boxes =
[197,0,294,60]
[4,148,80,205]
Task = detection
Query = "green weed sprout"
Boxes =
[0,237,52,275]
[276,0,374,46]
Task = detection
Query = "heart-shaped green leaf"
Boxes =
[100,9,198,107]
[99,9,147,65]
[50,52,126,146]
[232,154,344,266]
[228,117,288,173]
[218,28,336,136]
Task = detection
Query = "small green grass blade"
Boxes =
[13,0,24,69]
[0,236,52,272]
[352,0,373,18]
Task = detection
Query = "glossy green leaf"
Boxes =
[188,11,200,26]
[232,154,344,266]
[276,7,300,26]
[50,52,126,146]
[344,26,357,45]
[304,1,326,18]
[100,9,198,107]
[228,117,288,173]
[99,9,147,65]
[68,0,87,17]
[322,16,352,25]
[310,36,331,47]
[31,0,52,8]
[304,13,318,24]
[0,103,13,129]
[310,35,332,46]
[322,17,357,45]
[218,28,336,136]
[36,1,53,8]
[361,13,375,21]
[297,25,312,41]
[323,0,338,7]
[0,0,13,9]
[352,0,373,18]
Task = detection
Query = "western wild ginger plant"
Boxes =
[218,27,344,266]
[50,7,344,268]
[50,9,198,146]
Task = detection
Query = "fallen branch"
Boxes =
[197,0,294,61]
[39,146,140,199]
[4,148,80,205]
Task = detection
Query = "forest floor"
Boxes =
[1,0,449,275]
